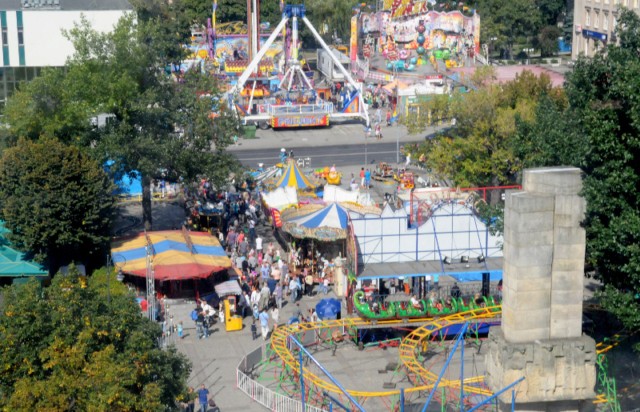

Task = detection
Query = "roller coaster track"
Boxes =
[270,305,617,405]
[398,306,502,396]
[269,307,501,399]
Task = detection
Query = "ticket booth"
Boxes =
[224,296,243,332]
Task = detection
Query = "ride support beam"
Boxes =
[231,17,289,95]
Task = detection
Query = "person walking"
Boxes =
[259,309,270,340]
[197,384,210,412]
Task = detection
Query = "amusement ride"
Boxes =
[228,5,370,129]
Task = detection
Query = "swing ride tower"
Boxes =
[229,5,370,129]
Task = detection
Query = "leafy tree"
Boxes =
[476,0,542,59]
[512,93,585,168]
[564,9,640,336]
[404,71,559,192]
[3,13,241,230]
[0,269,191,410]
[535,0,566,26]
[0,138,114,271]
[535,25,562,57]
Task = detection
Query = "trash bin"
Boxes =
[243,125,257,139]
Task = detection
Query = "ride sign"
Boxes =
[271,114,329,128]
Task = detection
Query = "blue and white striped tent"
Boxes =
[283,203,349,240]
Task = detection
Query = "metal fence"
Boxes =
[237,346,326,412]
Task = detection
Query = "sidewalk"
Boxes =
[165,289,343,412]
[228,121,445,152]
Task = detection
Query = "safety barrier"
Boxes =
[237,347,326,412]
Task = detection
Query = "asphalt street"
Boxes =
[226,121,447,168]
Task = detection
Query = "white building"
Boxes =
[0,0,132,104]
[572,0,640,59]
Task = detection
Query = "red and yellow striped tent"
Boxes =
[111,230,231,281]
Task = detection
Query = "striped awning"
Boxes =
[111,230,231,281]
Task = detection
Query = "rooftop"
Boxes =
[0,0,133,11]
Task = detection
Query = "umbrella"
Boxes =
[315,298,341,320]
[283,203,349,240]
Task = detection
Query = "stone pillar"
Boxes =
[485,167,596,411]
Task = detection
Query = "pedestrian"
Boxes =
[386,110,391,126]
[405,152,411,168]
[259,309,270,340]
[256,235,263,253]
[271,306,280,329]
[250,322,258,340]
[197,384,209,412]
[289,276,300,302]
[375,123,382,140]
[177,321,184,339]
[321,277,329,295]
[360,167,365,188]
[275,281,283,309]
[376,107,382,124]
[365,168,371,188]
[183,386,196,412]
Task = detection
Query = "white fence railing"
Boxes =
[237,348,326,412]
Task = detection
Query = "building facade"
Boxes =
[572,0,640,59]
[0,0,132,104]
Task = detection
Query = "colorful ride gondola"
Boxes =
[353,290,499,321]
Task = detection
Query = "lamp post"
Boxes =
[108,253,126,305]
[523,48,534,65]
[488,37,497,63]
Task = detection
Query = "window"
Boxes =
[594,13,599,28]
[586,11,591,26]
[17,11,24,66]
[636,0,639,8]
[603,14,609,30]
[1,11,7,66]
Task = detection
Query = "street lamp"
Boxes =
[107,253,126,304]
[523,48,534,65]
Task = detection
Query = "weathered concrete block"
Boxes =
[485,328,596,406]
[550,271,585,292]
[503,289,551,311]
[508,244,554,268]
[506,191,555,213]
[550,289,583,306]
[523,167,583,196]
[507,210,556,233]
[553,227,586,245]
[552,259,585,273]
[554,244,587,260]
[504,261,552,279]
[554,195,586,226]
[505,228,554,248]
[550,318,582,339]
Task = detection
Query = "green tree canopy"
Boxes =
[2,13,241,230]
[565,9,640,335]
[0,269,190,410]
[0,138,114,270]
[404,70,561,191]
[476,0,542,59]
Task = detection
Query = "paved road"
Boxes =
[232,141,415,169]
[227,121,447,168]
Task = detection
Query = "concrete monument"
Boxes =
[484,167,596,411]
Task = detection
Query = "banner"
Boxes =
[271,114,329,128]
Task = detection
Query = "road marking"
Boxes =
[236,150,398,161]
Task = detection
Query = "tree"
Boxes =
[564,9,640,337]
[3,13,241,230]
[535,25,562,57]
[0,138,115,271]
[404,70,560,191]
[535,0,566,26]
[0,268,191,410]
[476,0,542,59]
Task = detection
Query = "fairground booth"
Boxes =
[0,222,48,286]
[111,228,232,300]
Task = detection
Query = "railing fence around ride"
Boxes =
[237,345,327,412]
